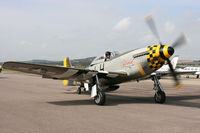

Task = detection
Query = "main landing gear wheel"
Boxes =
[94,91,106,105]
[154,91,166,104]
[152,74,166,104]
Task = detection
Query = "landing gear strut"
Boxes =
[152,74,166,103]
[94,91,106,105]
[93,75,106,105]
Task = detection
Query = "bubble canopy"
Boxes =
[90,51,120,66]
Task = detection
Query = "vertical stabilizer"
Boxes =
[171,55,179,70]
[157,55,179,72]
[63,57,72,68]
[63,57,71,86]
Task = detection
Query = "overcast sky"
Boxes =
[0,0,200,62]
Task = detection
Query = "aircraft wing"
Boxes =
[139,70,196,81]
[2,62,127,81]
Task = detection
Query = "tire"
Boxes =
[83,88,86,92]
[154,91,166,104]
[94,91,106,105]
[197,75,199,79]
[77,87,81,94]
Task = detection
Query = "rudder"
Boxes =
[63,57,72,86]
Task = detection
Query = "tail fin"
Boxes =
[63,57,72,68]
[157,55,179,72]
[63,57,71,86]
[171,55,179,69]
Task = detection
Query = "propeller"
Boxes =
[166,58,182,89]
[171,33,187,49]
[145,15,187,89]
[145,15,161,44]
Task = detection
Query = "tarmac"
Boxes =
[0,72,200,133]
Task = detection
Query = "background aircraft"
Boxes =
[176,67,200,78]
[2,16,187,105]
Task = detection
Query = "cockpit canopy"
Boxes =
[90,51,120,66]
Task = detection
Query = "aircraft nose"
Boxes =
[160,45,174,59]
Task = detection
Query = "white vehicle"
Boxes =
[0,65,2,73]
[177,67,200,78]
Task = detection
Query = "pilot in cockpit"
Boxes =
[105,51,111,61]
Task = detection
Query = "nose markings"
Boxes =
[147,45,165,70]
[163,46,171,58]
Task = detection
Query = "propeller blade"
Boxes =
[166,59,182,89]
[171,33,187,49]
[145,15,185,90]
[145,15,161,43]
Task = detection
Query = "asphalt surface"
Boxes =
[0,72,200,133]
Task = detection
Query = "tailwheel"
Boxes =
[77,87,81,95]
[154,91,166,104]
[83,88,86,92]
[94,91,106,105]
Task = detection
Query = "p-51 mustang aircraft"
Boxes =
[2,16,187,105]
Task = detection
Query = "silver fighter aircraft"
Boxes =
[2,16,187,105]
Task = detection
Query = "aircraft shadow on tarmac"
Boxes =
[48,93,200,108]
[0,77,8,79]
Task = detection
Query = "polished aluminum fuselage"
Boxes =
[89,47,155,86]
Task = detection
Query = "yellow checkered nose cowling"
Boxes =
[147,45,174,70]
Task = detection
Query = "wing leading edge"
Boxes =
[3,62,127,81]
